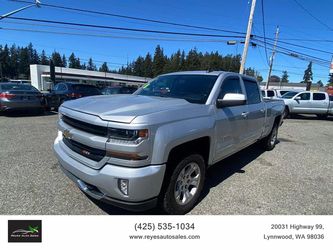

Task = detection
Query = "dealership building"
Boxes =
[30,64,150,91]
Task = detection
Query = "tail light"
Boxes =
[66,93,82,98]
[0,93,16,99]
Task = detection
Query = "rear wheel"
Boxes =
[162,154,206,215]
[261,123,278,151]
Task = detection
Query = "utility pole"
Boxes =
[239,0,257,74]
[265,26,280,89]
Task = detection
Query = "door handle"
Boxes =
[260,109,265,113]
[241,112,249,118]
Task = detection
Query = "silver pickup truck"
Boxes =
[282,91,333,118]
[53,71,285,214]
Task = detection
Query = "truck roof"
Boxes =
[160,71,257,81]
[161,70,225,76]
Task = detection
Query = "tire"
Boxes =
[162,154,206,215]
[261,123,278,151]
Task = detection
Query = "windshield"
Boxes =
[135,74,217,104]
[281,91,299,99]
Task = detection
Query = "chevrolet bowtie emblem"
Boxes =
[63,129,73,140]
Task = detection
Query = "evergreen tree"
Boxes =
[68,53,76,68]
[316,80,323,87]
[40,50,49,65]
[99,62,109,72]
[152,45,166,77]
[62,54,67,67]
[164,50,182,73]
[186,48,201,70]
[257,75,263,82]
[281,70,289,83]
[303,61,313,90]
[87,58,96,71]
[328,74,333,85]
[143,53,153,77]
[179,50,186,71]
[80,62,86,70]
[18,47,30,78]
[9,45,19,78]
[51,51,63,67]
[0,45,11,79]
[245,67,256,77]
[133,56,145,76]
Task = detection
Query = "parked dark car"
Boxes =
[101,86,137,95]
[0,83,46,114]
[45,82,101,110]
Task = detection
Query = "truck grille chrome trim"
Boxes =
[62,115,108,136]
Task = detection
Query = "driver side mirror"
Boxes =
[216,93,246,108]
[294,96,301,100]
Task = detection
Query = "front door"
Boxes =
[213,76,248,163]
[292,92,311,113]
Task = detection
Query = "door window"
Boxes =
[296,93,310,100]
[218,77,243,99]
[243,79,261,104]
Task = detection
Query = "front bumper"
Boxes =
[53,134,166,211]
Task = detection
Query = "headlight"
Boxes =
[108,128,148,143]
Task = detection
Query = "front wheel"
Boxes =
[162,154,206,215]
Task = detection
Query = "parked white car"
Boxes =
[261,89,302,99]
[281,91,333,118]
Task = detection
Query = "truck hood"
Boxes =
[62,94,197,123]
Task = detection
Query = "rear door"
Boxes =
[243,78,266,143]
[213,76,249,162]
[311,93,329,114]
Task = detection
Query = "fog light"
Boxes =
[118,179,129,196]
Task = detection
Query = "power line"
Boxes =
[0,26,243,43]
[277,38,333,43]
[255,43,329,68]
[6,16,245,38]
[254,36,333,55]
[9,0,247,35]
[253,38,330,64]
[292,0,332,31]
[260,0,269,65]
[0,20,243,43]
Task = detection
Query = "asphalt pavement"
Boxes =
[0,111,332,215]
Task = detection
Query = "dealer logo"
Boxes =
[8,220,42,243]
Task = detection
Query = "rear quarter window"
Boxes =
[313,93,326,101]
[267,90,275,97]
